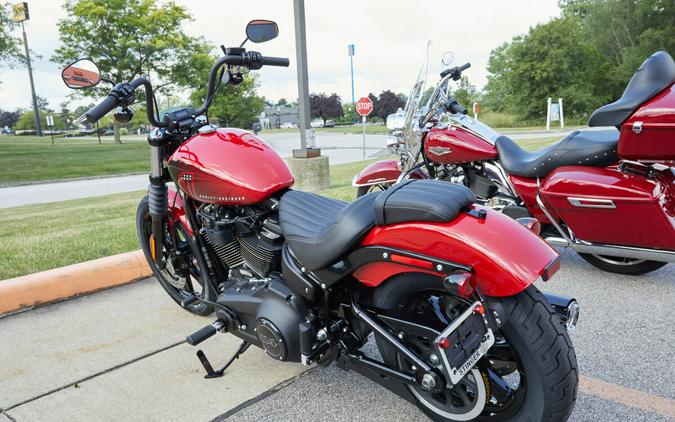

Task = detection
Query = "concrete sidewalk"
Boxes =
[0,279,305,421]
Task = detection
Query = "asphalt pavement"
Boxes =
[1,248,673,421]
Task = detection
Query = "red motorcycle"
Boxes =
[354,50,675,275]
[62,21,579,421]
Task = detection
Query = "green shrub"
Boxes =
[119,127,129,135]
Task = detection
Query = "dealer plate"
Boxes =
[436,301,495,385]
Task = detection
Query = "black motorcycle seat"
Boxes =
[495,129,619,179]
[589,51,675,127]
[279,180,475,270]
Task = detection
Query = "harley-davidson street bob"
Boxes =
[354,49,675,275]
[62,21,579,421]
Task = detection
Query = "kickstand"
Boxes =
[196,341,251,379]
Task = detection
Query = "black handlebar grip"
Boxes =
[261,56,290,67]
[186,324,217,346]
[459,62,471,72]
[85,95,119,123]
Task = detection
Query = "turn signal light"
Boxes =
[438,337,450,349]
[443,272,475,298]
[474,304,485,316]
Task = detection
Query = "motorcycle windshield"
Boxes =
[402,41,431,160]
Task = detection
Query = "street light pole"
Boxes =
[20,20,42,137]
[293,0,310,155]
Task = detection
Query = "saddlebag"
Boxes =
[374,180,475,226]
[540,166,675,250]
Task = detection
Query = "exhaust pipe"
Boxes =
[545,237,675,263]
[543,293,579,331]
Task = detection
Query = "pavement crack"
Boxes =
[212,366,319,421]
[1,410,19,422]
[4,340,185,412]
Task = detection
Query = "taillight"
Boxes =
[541,256,561,281]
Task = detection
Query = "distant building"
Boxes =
[260,106,300,129]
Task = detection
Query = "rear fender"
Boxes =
[354,206,559,297]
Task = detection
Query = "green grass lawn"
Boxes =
[0,136,149,185]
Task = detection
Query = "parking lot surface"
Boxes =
[1,249,673,421]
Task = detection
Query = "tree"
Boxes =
[0,2,23,78]
[561,0,675,99]
[452,77,479,110]
[276,98,289,107]
[52,0,210,143]
[16,110,65,131]
[0,109,21,128]
[483,16,611,122]
[310,93,343,124]
[189,72,265,129]
[368,90,406,123]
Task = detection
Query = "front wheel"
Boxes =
[578,253,667,275]
[136,198,214,316]
[372,275,578,421]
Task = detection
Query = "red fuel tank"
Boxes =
[168,128,294,205]
[424,126,497,164]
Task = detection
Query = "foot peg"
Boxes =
[195,341,251,379]
[186,320,225,346]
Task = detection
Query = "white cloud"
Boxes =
[0,0,559,110]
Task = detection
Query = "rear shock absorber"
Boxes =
[148,144,168,268]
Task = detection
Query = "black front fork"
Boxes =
[148,145,167,268]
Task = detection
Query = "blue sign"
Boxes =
[348,44,355,57]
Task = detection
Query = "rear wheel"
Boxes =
[356,183,392,198]
[578,253,667,275]
[136,198,214,316]
[372,274,578,421]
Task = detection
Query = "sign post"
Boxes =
[46,115,54,144]
[348,44,355,105]
[356,96,373,160]
[546,97,564,130]
[472,102,480,120]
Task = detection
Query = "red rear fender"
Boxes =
[355,206,559,297]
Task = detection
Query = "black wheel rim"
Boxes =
[141,215,205,302]
[393,290,528,419]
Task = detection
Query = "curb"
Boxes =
[0,250,151,315]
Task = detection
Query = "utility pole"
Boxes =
[13,3,42,136]
[293,0,311,156]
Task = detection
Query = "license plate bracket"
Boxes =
[436,301,494,385]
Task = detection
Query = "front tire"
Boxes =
[578,253,667,275]
[136,198,214,316]
[372,275,578,421]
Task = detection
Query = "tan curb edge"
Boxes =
[0,250,151,315]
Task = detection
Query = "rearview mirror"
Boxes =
[246,20,279,43]
[62,59,101,89]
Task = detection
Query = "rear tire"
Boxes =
[578,253,667,275]
[372,275,578,421]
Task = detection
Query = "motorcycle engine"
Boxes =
[200,204,283,278]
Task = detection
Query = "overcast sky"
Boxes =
[0,0,560,111]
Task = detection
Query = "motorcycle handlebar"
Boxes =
[261,56,290,67]
[82,51,289,125]
[84,94,118,123]
[458,62,471,72]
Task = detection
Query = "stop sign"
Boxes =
[356,97,373,117]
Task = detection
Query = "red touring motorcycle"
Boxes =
[354,51,675,275]
[62,21,579,421]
